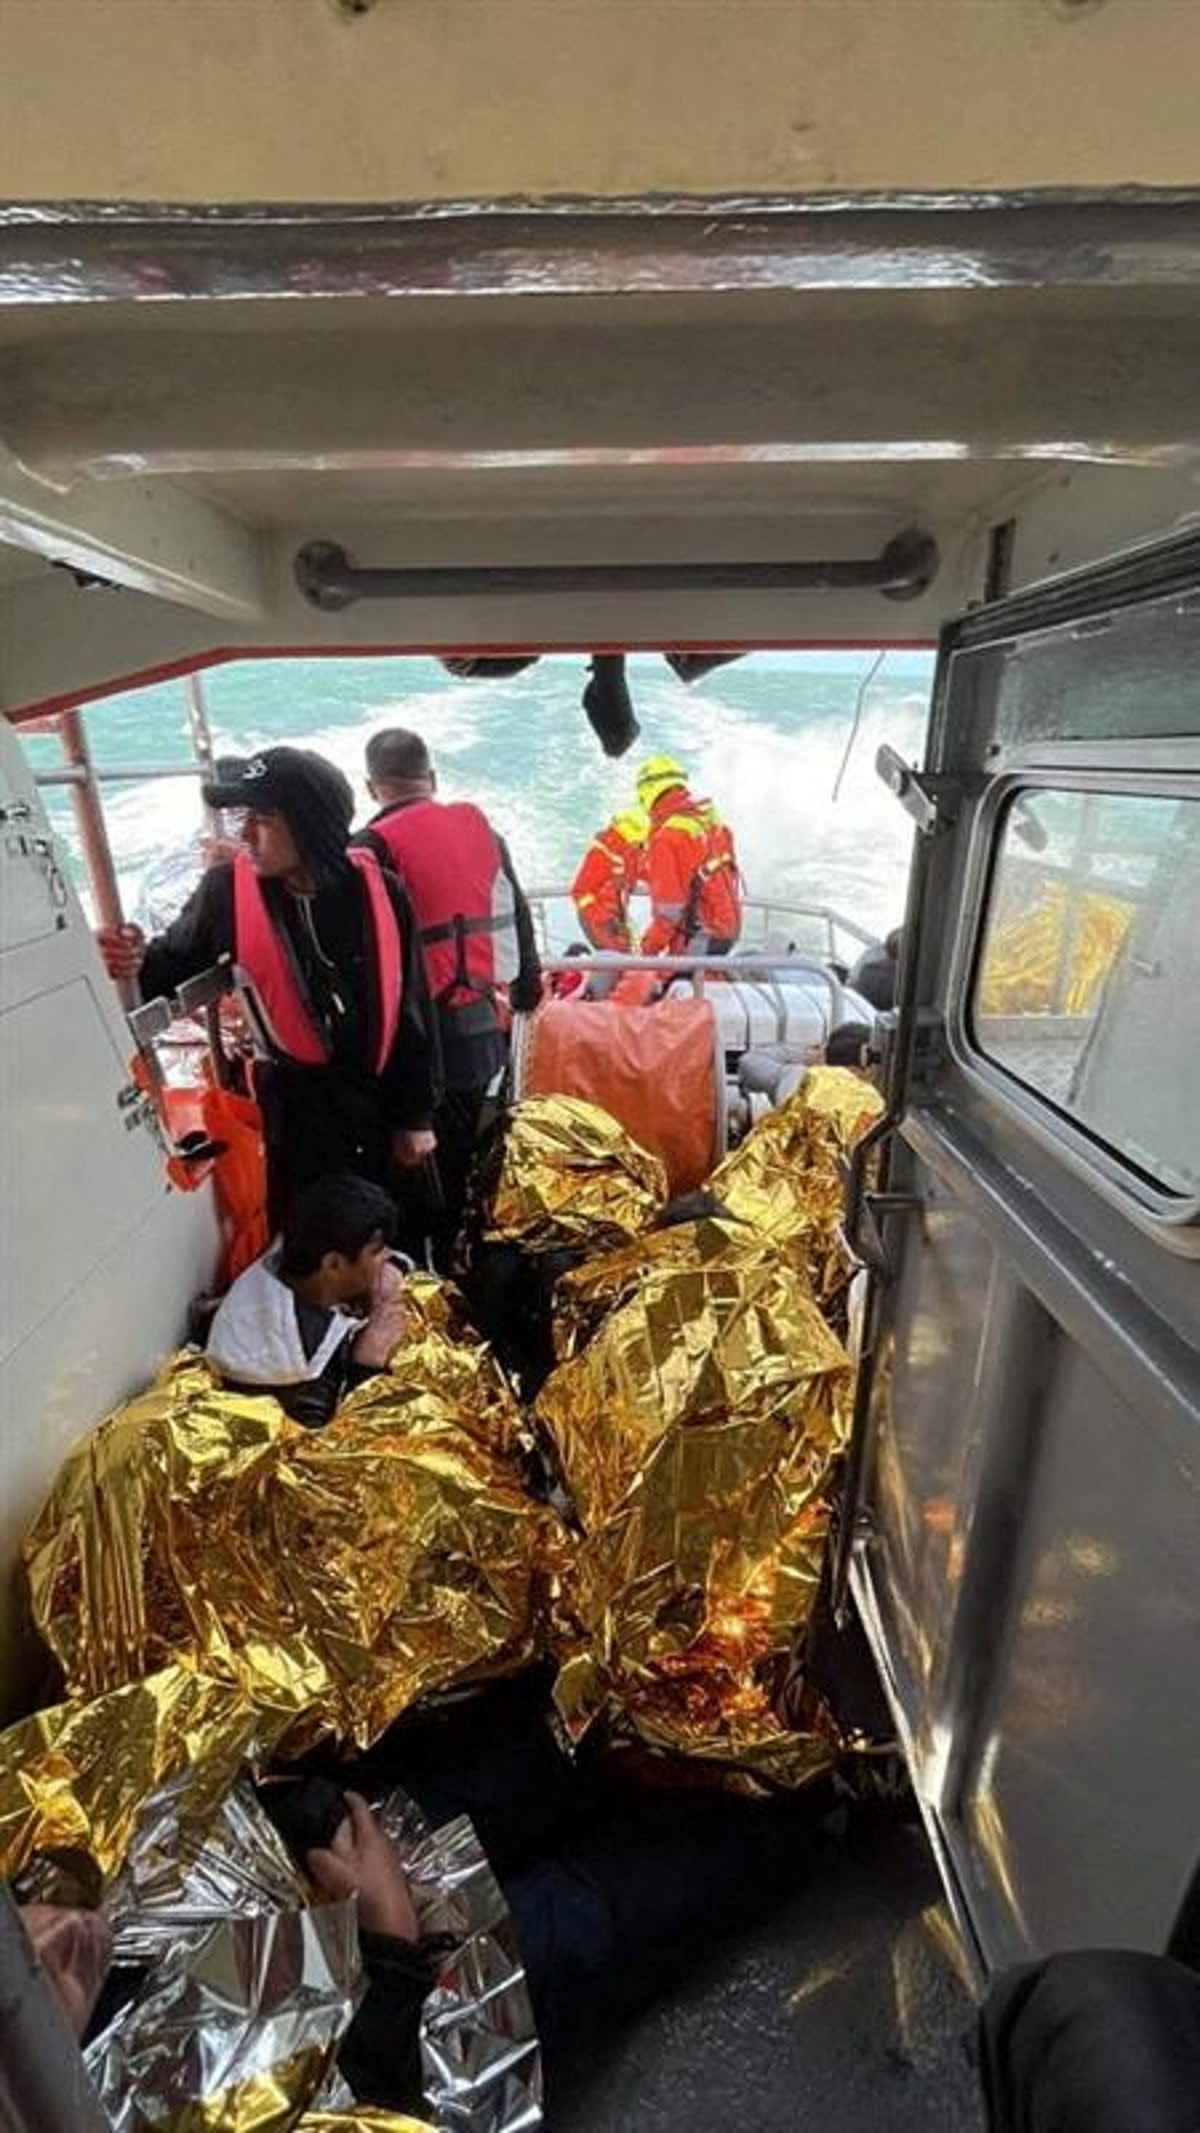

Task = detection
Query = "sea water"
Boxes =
[20,649,932,950]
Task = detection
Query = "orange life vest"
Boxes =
[232,847,402,1072]
[368,797,520,1009]
[571,814,645,950]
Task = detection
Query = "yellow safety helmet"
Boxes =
[636,754,687,806]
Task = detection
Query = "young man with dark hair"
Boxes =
[356,728,542,1264]
[96,745,440,1226]
[824,1019,876,1072]
[206,1172,407,1426]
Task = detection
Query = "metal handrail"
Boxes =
[295,530,940,610]
[541,950,840,976]
[28,684,219,950]
[34,760,204,786]
[525,888,878,965]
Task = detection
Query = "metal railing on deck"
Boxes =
[524,889,877,967]
[28,674,217,935]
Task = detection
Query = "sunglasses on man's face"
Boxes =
[220,805,283,835]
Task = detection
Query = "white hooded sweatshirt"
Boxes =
[205,1246,357,1386]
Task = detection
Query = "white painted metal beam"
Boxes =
[0,447,268,622]
[9,307,1200,481]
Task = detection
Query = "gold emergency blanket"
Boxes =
[977,883,1133,1018]
[710,1066,883,1311]
[383,1277,530,1459]
[482,1095,666,1251]
[552,1210,760,1363]
[537,1222,852,1782]
[0,1666,285,1891]
[24,1331,558,1753]
[299,2119,434,2131]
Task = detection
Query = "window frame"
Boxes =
[948,745,1200,1244]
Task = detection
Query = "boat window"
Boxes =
[946,593,1200,765]
[970,786,1200,1200]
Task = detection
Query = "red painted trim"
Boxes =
[6,635,936,727]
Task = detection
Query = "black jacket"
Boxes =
[339,1928,435,2116]
[980,1952,1200,2133]
[140,859,440,1133]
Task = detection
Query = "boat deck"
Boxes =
[557,1808,984,2133]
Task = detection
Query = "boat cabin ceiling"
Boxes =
[2,0,1200,711]
[2,0,1198,204]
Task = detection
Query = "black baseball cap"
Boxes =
[203,746,354,825]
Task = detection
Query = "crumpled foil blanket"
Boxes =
[79,1778,540,2133]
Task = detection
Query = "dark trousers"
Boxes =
[430,1085,491,1271]
[981,1951,1200,2133]
[339,1675,820,2067]
[259,1062,392,1231]
[389,1083,492,1271]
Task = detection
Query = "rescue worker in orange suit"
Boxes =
[96,746,439,1228]
[637,754,743,958]
[570,809,647,953]
[356,727,542,1265]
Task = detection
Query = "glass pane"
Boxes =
[998,599,1200,751]
[972,788,1200,1199]
[938,598,1200,777]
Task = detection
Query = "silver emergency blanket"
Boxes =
[86,1898,362,2132]
[87,1779,541,2133]
[110,1780,310,1966]
[380,1798,542,2133]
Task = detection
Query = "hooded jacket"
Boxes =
[141,859,439,1135]
[571,811,646,951]
[641,787,742,955]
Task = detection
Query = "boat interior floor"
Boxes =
[554,1804,984,2133]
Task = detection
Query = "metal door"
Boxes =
[839,531,1200,1977]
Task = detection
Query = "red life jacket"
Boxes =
[369,798,520,1009]
[232,847,402,1072]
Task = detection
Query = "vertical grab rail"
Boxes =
[184,672,219,838]
[183,674,235,1083]
[57,705,140,1015]
[57,707,124,934]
